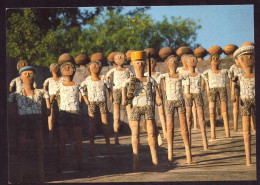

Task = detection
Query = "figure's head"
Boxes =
[19,66,37,84]
[89,61,102,74]
[146,57,157,70]
[209,53,221,66]
[233,46,255,68]
[186,54,198,67]
[17,60,29,71]
[131,51,147,73]
[181,54,188,67]
[114,52,126,66]
[60,62,76,77]
[166,55,180,69]
[50,63,59,73]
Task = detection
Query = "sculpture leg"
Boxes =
[197,106,208,150]
[179,113,192,164]
[17,131,26,183]
[88,113,96,156]
[185,106,192,148]
[101,113,111,155]
[158,104,167,139]
[209,102,216,139]
[192,102,198,129]
[130,121,140,172]
[73,125,83,170]
[220,101,230,138]
[242,116,252,166]
[48,107,54,144]
[126,104,132,124]
[34,130,44,182]
[113,103,120,145]
[57,126,67,172]
[233,95,239,131]
[147,119,158,171]
[166,114,174,162]
[250,111,255,132]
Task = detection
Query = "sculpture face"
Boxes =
[132,60,146,74]
[20,70,35,84]
[89,62,100,74]
[167,57,179,69]
[210,55,221,65]
[51,65,59,73]
[187,56,198,67]
[18,61,29,70]
[114,53,126,66]
[61,64,74,76]
[146,58,157,70]
[181,54,188,67]
[235,58,242,68]
[238,53,255,68]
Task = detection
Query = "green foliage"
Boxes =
[7,8,201,67]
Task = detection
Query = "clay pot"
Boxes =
[91,52,107,66]
[144,48,157,58]
[107,52,117,66]
[208,45,223,55]
[75,53,90,65]
[241,41,254,46]
[159,47,175,60]
[194,46,208,61]
[224,44,238,58]
[176,46,192,57]
[58,53,74,65]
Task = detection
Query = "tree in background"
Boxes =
[6,7,201,66]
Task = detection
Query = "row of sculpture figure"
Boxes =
[8,43,255,183]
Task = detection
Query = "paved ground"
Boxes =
[8,125,256,183]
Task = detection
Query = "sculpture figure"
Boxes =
[203,53,231,139]
[51,53,88,171]
[157,55,192,164]
[105,52,133,145]
[122,51,162,172]
[185,54,208,150]
[8,66,50,182]
[81,61,111,156]
[43,63,63,143]
[231,46,255,166]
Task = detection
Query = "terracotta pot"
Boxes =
[144,48,157,58]
[194,46,207,61]
[75,53,90,65]
[176,46,192,57]
[159,47,175,60]
[224,44,238,58]
[58,53,74,65]
[208,45,223,55]
[241,41,254,46]
[91,52,107,66]
[126,50,135,63]
[107,52,116,65]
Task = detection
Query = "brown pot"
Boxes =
[194,46,208,61]
[126,50,135,63]
[176,46,192,57]
[241,41,254,46]
[208,45,223,55]
[58,53,74,65]
[159,47,175,60]
[144,48,157,58]
[224,44,238,58]
[91,52,107,66]
[107,52,116,65]
[75,53,90,65]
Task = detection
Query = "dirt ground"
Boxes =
[8,119,256,183]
